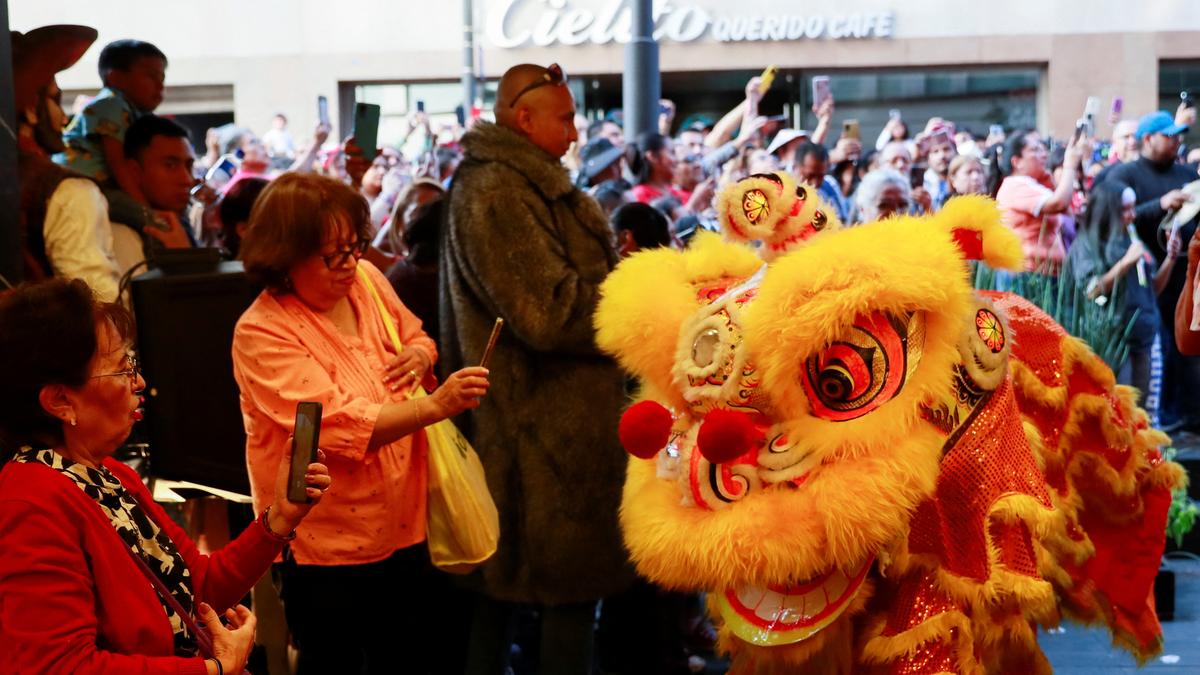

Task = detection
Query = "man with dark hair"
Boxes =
[587,118,624,150]
[122,115,197,249]
[794,141,848,222]
[611,201,672,256]
[441,63,632,674]
[1109,110,1199,437]
[590,178,632,217]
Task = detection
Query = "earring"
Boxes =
[67,415,77,427]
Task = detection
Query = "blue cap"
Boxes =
[1136,111,1188,140]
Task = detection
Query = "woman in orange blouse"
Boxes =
[232,173,489,674]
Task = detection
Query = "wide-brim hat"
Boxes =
[765,128,811,156]
[11,24,97,111]
[579,137,623,181]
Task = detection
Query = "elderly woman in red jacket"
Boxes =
[0,278,331,675]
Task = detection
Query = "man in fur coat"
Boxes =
[439,63,633,673]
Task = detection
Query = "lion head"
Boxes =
[595,189,1023,658]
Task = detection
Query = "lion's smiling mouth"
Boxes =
[714,557,873,647]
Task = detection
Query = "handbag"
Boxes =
[357,265,500,573]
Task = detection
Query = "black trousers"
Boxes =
[465,595,598,675]
[274,544,470,675]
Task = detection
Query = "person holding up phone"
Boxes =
[0,278,332,675]
[233,172,490,674]
[874,111,910,152]
[995,129,1090,276]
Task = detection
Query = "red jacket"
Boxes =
[0,457,285,674]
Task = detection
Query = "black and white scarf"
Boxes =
[15,448,198,656]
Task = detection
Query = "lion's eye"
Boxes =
[800,312,923,421]
[795,186,807,201]
[692,328,722,367]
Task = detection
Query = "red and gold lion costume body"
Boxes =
[594,177,1184,674]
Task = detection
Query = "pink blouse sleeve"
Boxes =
[998,177,1052,218]
[233,313,382,462]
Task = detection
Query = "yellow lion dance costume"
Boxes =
[594,173,1184,674]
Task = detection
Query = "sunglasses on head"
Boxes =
[509,63,568,109]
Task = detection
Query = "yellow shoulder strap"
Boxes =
[356,264,404,354]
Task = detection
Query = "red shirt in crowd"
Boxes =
[629,183,690,205]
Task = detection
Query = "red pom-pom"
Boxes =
[697,409,764,465]
[619,401,674,459]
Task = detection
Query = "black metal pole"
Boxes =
[0,1,20,289]
[462,0,476,116]
[622,0,659,142]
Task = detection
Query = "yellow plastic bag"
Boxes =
[358,266,499,573]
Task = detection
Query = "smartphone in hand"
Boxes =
[758,65,778,95]
[842,119,860,141]
[288,402,322,504]
[1081,96,1100,138]
[811,76,832,111]
[317,95,330,127]
[480,318,504,369]
[352,102,382,155]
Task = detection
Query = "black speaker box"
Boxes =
[130,261,260,494]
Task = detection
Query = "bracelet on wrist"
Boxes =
[208,657,224,675]
[260,505,297,542]
[415,398,425,428]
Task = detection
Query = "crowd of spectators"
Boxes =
[10,27,1200,672]
[24,32,1200,468]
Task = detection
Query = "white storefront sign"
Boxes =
[486,0,895,48]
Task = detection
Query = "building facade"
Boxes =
[13,0,1200,148]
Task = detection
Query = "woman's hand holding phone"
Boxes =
[271,447,331,532]
[427,367,491,424]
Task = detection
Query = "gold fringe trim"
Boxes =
[859,610,983,675]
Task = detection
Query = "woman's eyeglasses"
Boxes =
[322,240,370,269]
[508,63,567,108]
[91,353,141,386]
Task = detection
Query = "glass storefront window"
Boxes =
[800,68,1040,144]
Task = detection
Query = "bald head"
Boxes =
[1111,119,1139,163]
[495,63,578,159]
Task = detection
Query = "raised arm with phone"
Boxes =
[232,171,492,672]
[810,75,835,145]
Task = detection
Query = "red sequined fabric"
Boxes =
[882,571,958,636]
[878,570,961,673]
[908,373,1052,582]
[985,291,1172,657]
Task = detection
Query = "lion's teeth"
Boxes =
[755,589,784,622]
